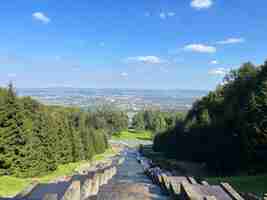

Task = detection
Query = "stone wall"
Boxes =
[137,152,247,200]
[37,157,123,200]
[61,181,80,200]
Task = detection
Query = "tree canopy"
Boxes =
[132,110,184,133]
[0,84,127,177]
[153,61,267,175]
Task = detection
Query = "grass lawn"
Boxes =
[111,130,152,141]
[91,148,117,162]
[0,148,117,197]
[206,174,267,196]
[0,176,32,197]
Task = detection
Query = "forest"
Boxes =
[0,84,128,178]
[153,61,267,176]
[132,110,184,133]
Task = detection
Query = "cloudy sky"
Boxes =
[0,0,267,90]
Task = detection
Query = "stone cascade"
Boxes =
[42,164,120,200]
[2,156,125,200]
[93,148,169,200]
[136,154,248,200]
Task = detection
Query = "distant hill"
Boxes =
[17,88,208,111]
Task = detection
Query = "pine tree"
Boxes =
[0,83,28,176]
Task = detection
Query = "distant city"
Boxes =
[18,88,208,112]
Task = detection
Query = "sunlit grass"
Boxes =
[92,148,115,161]
[0,148,116,197]
[0,176,31,197]
[39,148,116,183]
[37,161,87,183]
[111,130,152,141]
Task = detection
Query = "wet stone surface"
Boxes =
[92,149,169,200]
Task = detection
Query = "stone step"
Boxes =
[181,181,236,200]
[168,176,189,197]
[220,183,244,200]
[43,193,58,200]
[187,176,198,184]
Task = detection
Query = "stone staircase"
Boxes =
[95,149,168,200]
[137,155,246,200]
[1,149,265,200]
[1,157,125,200]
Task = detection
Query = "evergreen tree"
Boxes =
[0,84,28,176]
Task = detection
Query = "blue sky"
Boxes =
[0,0,267,90]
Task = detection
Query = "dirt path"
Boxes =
[94,149,169,200]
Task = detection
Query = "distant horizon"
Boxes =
[1,82,210,92]
[16,85,205,111]
[17,86,209,92]
[2,81,213,91]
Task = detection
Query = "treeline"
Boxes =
[0,84,127,177]
[154,61,267,175]
[88,106,128,136]
[132,110,184,133]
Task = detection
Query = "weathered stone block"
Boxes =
[201,181,209,186]
[180,181,202,200]
[81,178,92,200]
[220,182,244,200]
[161,174,171,192]
[103,170,108,184]
[169,180,181,196]
[61,181,80,200]
[91,173,100,196]
[204,196,217,200]
[99,172,106,186]
[43,193,58,200]
[112,166,117,176]
[157,174,163,185]
[187,176,198,184]
[118,157,125,165]
[107,168,113,180]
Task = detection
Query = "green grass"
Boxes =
[111,130,152,141]
[37,161,87,183]
[92,148,116,161]
[206,174,267,196]
[0,148,117,197]
[38,148,116,183]
[0,176,32,197]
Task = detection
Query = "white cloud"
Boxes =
[120,72,128,77]
[99,42,105,47]
[55,56,61,60]
[159,13,166,19]
[126,56,163,64]
[32,12,50,24]
[217,38,245,45]
[184,44,216,53]
[7,73,17,78]
[159,12,176,19]
[167,12,176,17]
[208,67,229,75]
[210,60,218,64]
[191,0,213,9]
